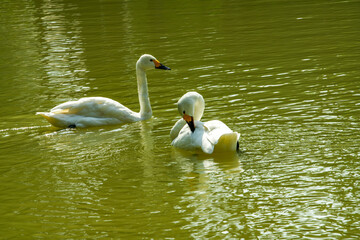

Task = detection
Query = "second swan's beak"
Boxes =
[183,114,195,132]
[154,59,171,70]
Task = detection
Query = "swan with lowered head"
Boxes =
[37,54,170,128]
[170,92,240,154]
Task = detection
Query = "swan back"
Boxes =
[171,120,240,154]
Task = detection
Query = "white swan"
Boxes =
[37,54,170,128]
[170,92,240,154]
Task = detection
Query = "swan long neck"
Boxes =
[193,96,205,121]
[136,65,152,119]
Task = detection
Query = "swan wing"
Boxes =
[171,120,215,154]
[50,97,138,121]
[37,97,140,128]
[204,120,233,144]
[200,132,215,154]
[170,119,186,140]
[171,125,195,150]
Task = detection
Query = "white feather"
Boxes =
[37,54,170,128]
[171,92,240,154]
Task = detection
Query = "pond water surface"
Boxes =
[1,0,359,239]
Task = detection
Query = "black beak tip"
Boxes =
[187,120,195,132]
[190,125,195,132]
[156,64,171,70]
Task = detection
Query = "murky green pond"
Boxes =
[1,0,359,239]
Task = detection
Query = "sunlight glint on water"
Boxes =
[0,0,359,239]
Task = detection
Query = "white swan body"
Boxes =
[171,92,240,154]
[37,54,170,128]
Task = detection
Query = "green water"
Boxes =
[1,0,359,239]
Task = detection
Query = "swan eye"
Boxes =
[183,110,185,114]
[150,59,153,62]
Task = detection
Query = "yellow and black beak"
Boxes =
[183,114,195,132]
[153,59,171,70]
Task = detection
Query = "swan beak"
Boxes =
[183,114,195,132]
[154,59,171,70]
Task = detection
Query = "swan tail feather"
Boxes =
[36,112,65,128]
[214,132,240,152]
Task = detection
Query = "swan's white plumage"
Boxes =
[37,54,170,128]
[37,97,137,128]
[171,92,240,154]
[170,119,186,141]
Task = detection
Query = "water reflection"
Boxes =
[138,120,155,179]
[34,0,89,100]
[171,150,244,238]
[170,149,245,238]
[29,122,160,237]
[173,149,243,172]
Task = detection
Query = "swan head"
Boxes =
[137,54,171,71]
[177,91,205,132]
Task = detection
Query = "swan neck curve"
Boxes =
[136,64,152,119]
[194,97,205,121]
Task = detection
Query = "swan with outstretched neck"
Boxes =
[170,92,240,154]
[37,54,170,128]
